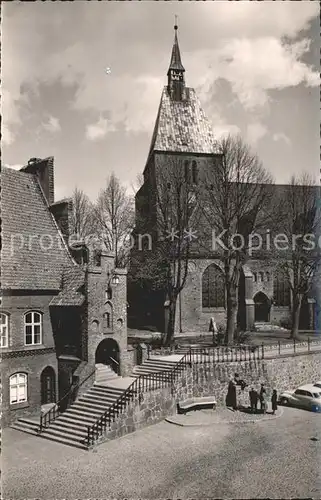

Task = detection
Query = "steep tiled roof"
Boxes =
[1,167,75,290]
[147,87,220,158]
[50,267,85,306]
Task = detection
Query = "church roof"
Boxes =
[1,166,76,290]
[147,86,220,159]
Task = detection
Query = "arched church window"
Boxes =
[202,264,225,308]
[266,271,270,282]
[259,272,265,282]
[253,272,257,282]
[273,270,291,306]
[192,161,198,184]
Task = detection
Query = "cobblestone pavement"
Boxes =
[2,407,321,499]
[166,407,283,426]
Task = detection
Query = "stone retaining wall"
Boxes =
[97,351,321,446]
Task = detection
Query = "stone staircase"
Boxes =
[11,356,185,449]
[131,354,184,376]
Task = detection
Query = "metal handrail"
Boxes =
[39,369,96,432]
[83,352,190,447]
[109,356,119,366]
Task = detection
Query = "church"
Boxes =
[129,24,319,335]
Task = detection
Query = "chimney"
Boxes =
[21,157,54,204]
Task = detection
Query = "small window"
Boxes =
[184,161,189,182]
[259,272,264,282]
[266,272,270,282]
[103,312,111,329]
[167,182,171,190]
[24,312,42,345]
[192,161,198,184]
[105,288,112,300]
[94,250,101,267]
[10,373,27,404]
[0,313,9,347]
[253,272,257,283]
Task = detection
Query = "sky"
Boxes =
[2,1,320,202]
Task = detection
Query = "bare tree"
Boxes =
[130,172,144,197]
[277,173,320,339]
[94,173,135,267]
[155,156,199,345]
[130,155,198,344]
[200,135,274,344]
[69,187,94,242]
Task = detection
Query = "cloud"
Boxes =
[86,116,116,141]
[246,122,268,145]
[215,37,319,110]
[2,1,319,144]
[273,132,291,145]
[42,115,61,133]
[2,124,15,145]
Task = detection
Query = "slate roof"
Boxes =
[168,29,185,73]
[147,87,220,159]
[1,167,76,290]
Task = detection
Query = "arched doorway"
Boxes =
[254,292,270,322]
[95,338,120,374]
[40,367,56,405]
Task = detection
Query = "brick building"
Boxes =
[1,158,130,425]
[130,25,319,335]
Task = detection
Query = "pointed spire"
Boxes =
[168,22,185,74]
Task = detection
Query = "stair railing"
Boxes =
[38,369,96,433]
[83,352,190,447]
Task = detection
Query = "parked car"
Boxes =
[279,384,321,411]
[313,381,321,389]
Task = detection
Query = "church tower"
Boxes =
[167,24,186,101]
[130,23,221,334]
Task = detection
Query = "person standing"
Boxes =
[271,389,278,415]
[259,383,266,413]
[249,388,256,413]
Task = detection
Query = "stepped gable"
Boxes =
[1,166,75,290]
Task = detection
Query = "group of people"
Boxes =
[249,385,278,415]
[226,377,278,415]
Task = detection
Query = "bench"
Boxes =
[177,397,217,415]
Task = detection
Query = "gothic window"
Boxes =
[266,271,270,282]
[94,250,101,267]
[0,313,9,347]
[259,272,265,282]
[202,264,225,308]
[184,161,189,182]
[273,271,291,306]
[103,302,113,332]
[253,272,257,283]
[192,161,198,184]
[24,311,42,345]
[10,373,27,404]
[105,287,112,300]
[104,312,111,329]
